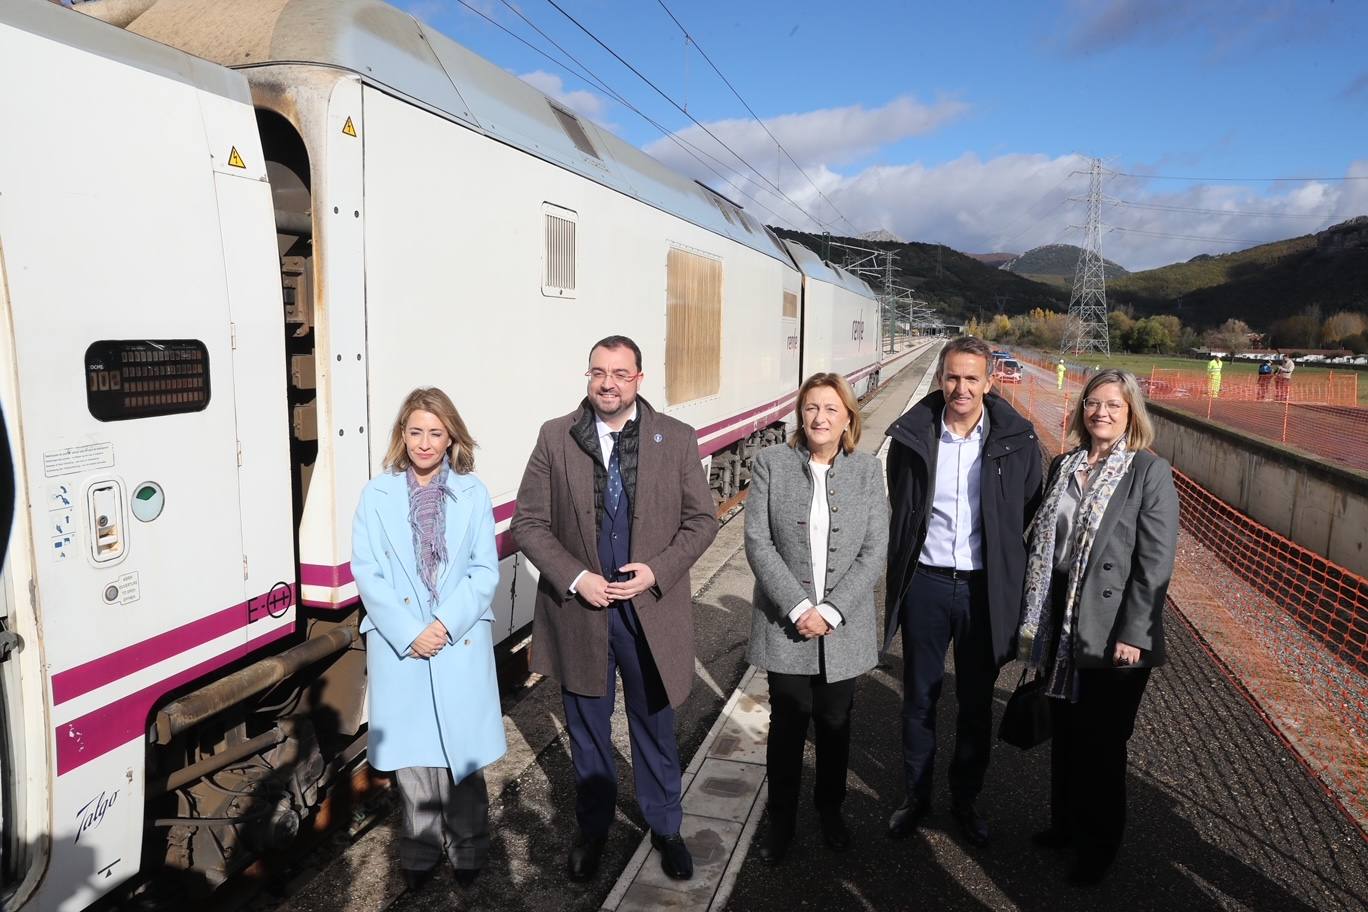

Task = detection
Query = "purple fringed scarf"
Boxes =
[406,461,452,606]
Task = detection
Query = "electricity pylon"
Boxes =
[1063,157,1111,356]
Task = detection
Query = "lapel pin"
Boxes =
[654,433,663,443]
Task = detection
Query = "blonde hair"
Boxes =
[789,373,862,455]
[382,387,477,474]
[1066,369,1155,452]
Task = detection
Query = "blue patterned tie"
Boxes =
[607,431,623,515]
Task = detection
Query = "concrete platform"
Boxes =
[249,341,1368,912]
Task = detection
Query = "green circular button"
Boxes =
[131,482,164,522]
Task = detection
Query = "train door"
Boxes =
[257,111,318,548]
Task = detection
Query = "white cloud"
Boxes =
[734,152,1368,271]
[644,95,968,182]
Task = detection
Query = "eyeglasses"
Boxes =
[1082,398,1127,414]
[586,368,640,383]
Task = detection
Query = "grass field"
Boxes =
[1049,352,1368,406]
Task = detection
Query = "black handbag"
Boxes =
[998,669,1054,750]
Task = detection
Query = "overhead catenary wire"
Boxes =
[1110,170,1368,182]
[994,167,1084,248]
[1106,198,1340,220]
[541,0,836,231]
[488,0,794,226]
[1106,225,1268,246]
[453,0,793,227]
[652,0,858,234]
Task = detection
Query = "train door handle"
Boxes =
[88,480,126,563]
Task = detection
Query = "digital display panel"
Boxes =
[85,340,210,421]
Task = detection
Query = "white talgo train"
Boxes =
[0,1,932,908]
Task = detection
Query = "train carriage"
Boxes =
[0,4,297,908]
[782,239,886,396]
[0,1,923,908]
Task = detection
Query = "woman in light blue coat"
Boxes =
[352,387,506,891]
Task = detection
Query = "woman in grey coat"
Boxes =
[1017,369,1179,886]
[744,373,889,864]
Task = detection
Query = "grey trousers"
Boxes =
[394,766,490,872]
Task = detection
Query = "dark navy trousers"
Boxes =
[898,568,1000,805]
[561,601,683,837]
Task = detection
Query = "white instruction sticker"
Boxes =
[44,444,115,478]
[115,572,140,605]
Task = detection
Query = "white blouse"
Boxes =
[787,460,843,629]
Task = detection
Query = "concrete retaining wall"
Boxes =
[1147,401,1368,578]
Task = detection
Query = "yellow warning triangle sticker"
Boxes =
[227,146,246,169]
[342,117,357,138]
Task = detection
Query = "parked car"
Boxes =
[996,358,1022,383]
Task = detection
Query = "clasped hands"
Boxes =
[577,563,656,608]
[795,607,832,639]
[409,618,449,659]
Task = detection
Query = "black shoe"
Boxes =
[951,802,990,848]
[758,823,793,865]
[887,798,931,839]
[1030,828,1071,850]
[566,832,607,882]
[401,867,436,892]
[819,809,851,851]
[651,832,694,881]
[452,867,480,887]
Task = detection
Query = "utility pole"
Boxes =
[1062,157,1111,356]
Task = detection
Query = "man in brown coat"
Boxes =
[511,335,718,883]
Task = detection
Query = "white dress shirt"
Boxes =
[570,405,638,594]
[917,407,988,570]
[788,460,843,630]
[595,405,637,467]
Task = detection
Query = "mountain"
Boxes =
[1109,216,1368,328]
[859,228,904,243]
[967,252,1017,267]
[1003,244,1130,280]
[772,228,1068,323]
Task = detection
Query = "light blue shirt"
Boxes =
[917,407,988,571]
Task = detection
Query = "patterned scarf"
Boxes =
[406,461,453,606]
[1017,439,1135,700]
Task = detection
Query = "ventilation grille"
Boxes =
[544,212,577,296]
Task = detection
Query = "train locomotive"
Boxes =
[0,1,928,908]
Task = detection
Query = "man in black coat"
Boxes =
[884,336,1043,847]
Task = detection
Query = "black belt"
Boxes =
[916,563,984,581]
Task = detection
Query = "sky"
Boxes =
[403,0,1368,271]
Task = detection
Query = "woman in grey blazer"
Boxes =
[1017,369,1179,886]
[744,373,889,864]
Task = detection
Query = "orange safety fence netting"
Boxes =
[1004,371,1368,834]
[1164,466,1368,833]
[1146,368,1367,473]
[1010,351,1368,473]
